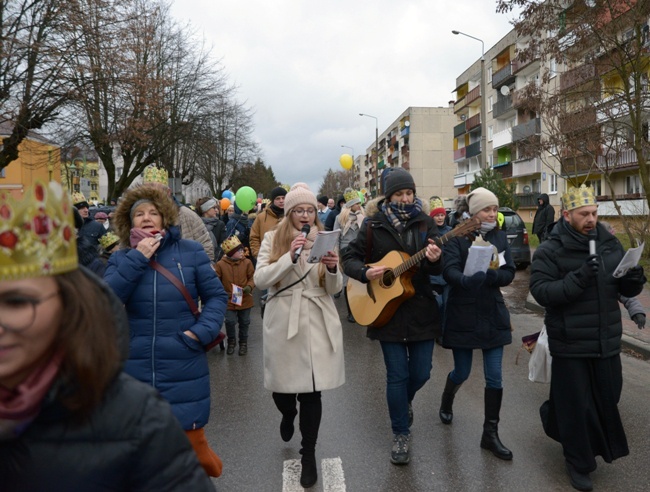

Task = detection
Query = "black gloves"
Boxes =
[579,254,599,279]
[623,266,646,286]
[631,313,646,329]
[460,271,486,290]
[485,268,499,286]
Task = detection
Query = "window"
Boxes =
[586,179,602,196]
[626,175,643,194]
[487,66,493,82]
[549,58,557,78]
[488,96,493,112]
[531,178,541,193]
[489,154,494,167]
[488,125,493,141]
[549,174,558,193]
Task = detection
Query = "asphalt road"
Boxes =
[204,269,650,491]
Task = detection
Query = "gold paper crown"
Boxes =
[71,191,87,205]
[262,198,271,206]
[99,231,120,250]
[344,188,359,204]
[430,197,444,211]
[561,184,597,211]
[280,184,290,192]
[142,166,169,186]
[221,235,242,255]
[0,181,78,280]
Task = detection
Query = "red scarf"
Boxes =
[0,351,63,439]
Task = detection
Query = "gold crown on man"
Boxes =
[142,166,169,186]
[0,181,78,280]
[561,184,597,211]
[99,231,120,250]
[71,191,87,205]
[221,235,242,256]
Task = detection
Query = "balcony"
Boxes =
[453,147,467,162]
[512,52,539,74]
[454,96,467,113]
[454,121,466,138]
[492,128,513,149]
[512,156,542,178]
[465,141,481,159]
[512,88,540,111]
[597,148,646,171]
[559,106,597,134]
[493,94,514,118]
[596,93,641,123]
[400,126,410,137]
[465,113,481,131]
[465,85,481,106]
[493,162,512,178]
[492,63,515,89]
[454,169,479,188]
[561,154,596,175]
[595,195,648,217]
[560,63,596,92]
[515,192,538,208]
[512,118,541,142]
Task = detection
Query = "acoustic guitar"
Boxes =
[347,217,481,328]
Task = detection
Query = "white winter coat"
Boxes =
[254,230,345,393]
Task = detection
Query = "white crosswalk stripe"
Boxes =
[282,457,346,491]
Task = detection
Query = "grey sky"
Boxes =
[170,1,520,194]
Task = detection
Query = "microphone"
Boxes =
[588,230,597,256]
[293,224,311,262]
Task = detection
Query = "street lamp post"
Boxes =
[341,145,355,188]
[359,113,380,196]
[452,30,488,170]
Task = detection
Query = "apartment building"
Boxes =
[452,2,649,221]
[358,106,457,205]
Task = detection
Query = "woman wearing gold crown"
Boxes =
[254,182,344,488]
[104,184,228,478]
[0,182,214,490]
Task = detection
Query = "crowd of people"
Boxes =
[1,168,647,491]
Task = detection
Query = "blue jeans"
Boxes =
[380,340,435,435]
[449,346,504,389]
[225,308,251,341]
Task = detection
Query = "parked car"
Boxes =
[499,207,531,270]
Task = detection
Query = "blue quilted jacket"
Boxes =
[104,226,227,429]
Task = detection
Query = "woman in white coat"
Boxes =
[254,182,344,489]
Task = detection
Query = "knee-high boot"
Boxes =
[343,288,355,323]
[272,392,297,442]
[439,374,462,425]
[480,388,513,460]
[298,392,322,488]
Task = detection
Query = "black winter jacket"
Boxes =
[342,203,442,342]
[79,216,107,246]
[532,193,555,237]
[530,219,644,358]
[442,228,515,349]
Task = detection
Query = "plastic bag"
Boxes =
[528,325,551,383]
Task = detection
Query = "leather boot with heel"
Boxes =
[480,387,513,460]
[439,374,462,425]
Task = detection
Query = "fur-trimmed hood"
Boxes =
[112,184,179,247]
[363,195,430,217]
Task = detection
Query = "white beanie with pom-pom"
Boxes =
[284,182,318,212]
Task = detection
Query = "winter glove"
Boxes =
[632,313,646,329]
[460,271,486,290]
[243,285,252,295]
[578,254,599,279]
[485,268,499,286]
[622,266,646,286]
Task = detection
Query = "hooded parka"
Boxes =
[254,230,344,394]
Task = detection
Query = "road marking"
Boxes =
[282,457,346,491]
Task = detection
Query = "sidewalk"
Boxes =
[526,283,650,359]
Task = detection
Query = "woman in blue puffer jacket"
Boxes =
[104,184,228,477]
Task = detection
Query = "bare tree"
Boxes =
[319,168,355,199]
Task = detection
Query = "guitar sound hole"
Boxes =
[380,271,395,288]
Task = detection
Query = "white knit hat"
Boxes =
[467,187,499,215]
[284,182,318,212]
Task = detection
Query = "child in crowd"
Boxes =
[215,236,255,355]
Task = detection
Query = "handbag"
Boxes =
[528,325,552,383]
[149,260,225,351]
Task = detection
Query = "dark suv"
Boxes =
[499,207,531,270]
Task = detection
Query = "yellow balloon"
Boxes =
[339,154,353,170]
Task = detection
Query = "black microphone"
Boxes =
[588,230,597,256]
[293,224,311,262]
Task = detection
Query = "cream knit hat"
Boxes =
[284,182,318,212]
[467,187,499,215]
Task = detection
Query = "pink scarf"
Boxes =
[129,228,166,248]
[0,351,63,439]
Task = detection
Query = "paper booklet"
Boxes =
[307,229,341,263]
[613,240,644,278]
[463,244,494,276]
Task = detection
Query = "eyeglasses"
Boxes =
[0,291,59,332]
[292,208,316,216]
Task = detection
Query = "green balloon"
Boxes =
[235,186,257,212]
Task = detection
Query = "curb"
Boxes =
[525,293,650,360]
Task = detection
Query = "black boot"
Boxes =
[343,289,356,323]
[226,338,236,355]
[272,393,297,442]
[480,388,513,460]
[298,392,322,488]
[238,341,247,356]
[439,374,462,425]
